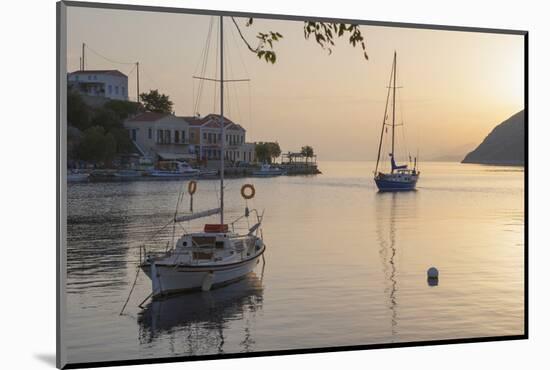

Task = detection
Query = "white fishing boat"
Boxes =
[150,160,200,178]
[252,163,285,177]
[138,16,265,299]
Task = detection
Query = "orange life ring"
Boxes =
[188,180,197,195]
[241,184,255,199]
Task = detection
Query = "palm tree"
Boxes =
[301,145,314,165]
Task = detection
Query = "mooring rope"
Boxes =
[119,266,141,315]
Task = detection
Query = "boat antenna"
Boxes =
[391,51,397,173]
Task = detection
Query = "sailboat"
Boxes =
[139,16,266,299]
[374,52,419,191]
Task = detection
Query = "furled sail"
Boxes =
[175,208,221,223]
[390,154,407,171]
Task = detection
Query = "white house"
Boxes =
[68,70,128,101]
[184,114,255,163]
[124,112,194,160]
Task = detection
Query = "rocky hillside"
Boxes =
[462,110,525,165]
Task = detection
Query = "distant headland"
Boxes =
[462,110,525,166]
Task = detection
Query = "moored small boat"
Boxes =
[150,160,200,178]
[373,51,420,192]
[199,168,219,178]
[67,170,89,182]
[141,222,265,297]
[252,163,285,177]
[113,169,144,178]
[138,17,266,300]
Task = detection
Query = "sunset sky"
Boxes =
[67,6,525,161]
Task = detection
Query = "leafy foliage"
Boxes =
[90,107,121,132]
[301,145,315,163]
[78,126,117,163]
[231,17,368,64]
[67,89,91,130]
[139,89,174,113]
[67,90,146,164]
[103,99,141,120]
[303,22,368,60]
[231,18,282,64]
[255,142,282,163]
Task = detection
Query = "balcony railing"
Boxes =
[156,140,190,145]
[201,141,242,147]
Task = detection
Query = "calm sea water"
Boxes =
[65,161,525,364]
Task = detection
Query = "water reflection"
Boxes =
[137,272,264,354]
[375,192,418,339]
[65,162,524,363]
[67,183,184,295]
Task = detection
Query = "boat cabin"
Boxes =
[156,160,192,172]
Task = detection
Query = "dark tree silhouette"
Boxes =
[139,89,174,113]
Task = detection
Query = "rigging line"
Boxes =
[126,63,137,78]
[195,17,214,115]
[193,17,214,76]
[213,17,220,114]
[228,21,252,128]
[397,87,410,164]
[194,20,209,114]
[227,35,244,125]
[374,58,395,174]
[224,31,231,119]
[140,66,164,95]
[248,81,252,132]
[85,44,136,65]
[229,21,250,78]
[227,25,245,125]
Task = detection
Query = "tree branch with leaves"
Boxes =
[231,17,368,64]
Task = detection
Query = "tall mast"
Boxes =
[374,56,395,174]
[219,16,225,225]
[391,51,397,172]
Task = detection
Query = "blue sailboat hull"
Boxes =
[375,176,418,191]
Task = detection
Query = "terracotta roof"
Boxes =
[180,116,204,126]
[177,114,246,131]
[126,112,170,122]
[69,70,128,78]
[202,114,245,131]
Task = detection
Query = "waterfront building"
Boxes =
[124,112,194,161]
[184,114,256,164]
[67,69,128,101]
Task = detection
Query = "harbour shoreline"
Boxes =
[70,163,322,183]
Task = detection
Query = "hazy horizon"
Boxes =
[67,7,524,161]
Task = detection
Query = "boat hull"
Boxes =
[149,172,199,178]
[252,171,284,177]
[67,173,89,182]
[141,247,265,298]
[375,177,418,191]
